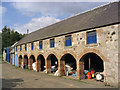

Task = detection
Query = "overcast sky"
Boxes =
[1,2,111,34]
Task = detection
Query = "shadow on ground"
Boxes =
[2,78,24,88]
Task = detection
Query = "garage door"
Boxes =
[14,55,18,66]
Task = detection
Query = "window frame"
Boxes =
[65,35,72,46]
[25,44,27,51]
[20,45,22,51]
[87,30,97,44]
[39,41,43,49]
[31,42,34,50]
[50,38,55,48]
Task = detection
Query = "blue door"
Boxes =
[11,54,13,64]
[6,48,10,63]
[14,55,18,66]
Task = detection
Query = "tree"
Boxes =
[2,26,26,49]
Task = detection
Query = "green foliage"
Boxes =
[2,26,26,49]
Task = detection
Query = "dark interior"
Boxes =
[81,53,104,72]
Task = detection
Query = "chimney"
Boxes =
[27,29,29,34]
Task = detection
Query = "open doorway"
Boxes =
[46,54,58,73]
[79,53,104,80]
[60,54,76,76]
[29,55,36,70]
[37,54,45,71]
[19,55,22,67]
[24,55,28,69]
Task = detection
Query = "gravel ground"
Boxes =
[2,61,113,88]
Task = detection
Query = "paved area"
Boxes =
[2,61,113,88]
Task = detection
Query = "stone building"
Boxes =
[14,2,120,87]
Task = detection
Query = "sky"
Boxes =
[1,1,113,34]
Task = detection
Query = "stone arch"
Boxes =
[46,51,59,60]
[37,54,45,60]
[29,53,36,61]
[79,48,109,62]
[60,50,77,61]
[36,54,45,72]
[23,55,28,69]
[37,52,45,59]
[46,53,59,73]
[77,48,107,79]
[59,53,77,76]
[23,54,29,59]
[29,55,36,70]
[18,55,22,67]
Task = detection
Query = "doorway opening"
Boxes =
[19,55,22,67]
[29,55,36,70]
[60,53,76,76]
[79,53,104,80]
[37,55,45,71]
[24,55,28,69]
[47,54,58,73]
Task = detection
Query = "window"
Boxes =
[16,46,17,51]
[39,41,43,49]
[87,30,97,44]
[65,35,72,46]
[20,45,22,51]
[31,43,34,50]
[50,39,55,48]
[25,44,27,51]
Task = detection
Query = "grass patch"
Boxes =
[78,80,88,84]
[67,78,88,84]
[47,73,88,84]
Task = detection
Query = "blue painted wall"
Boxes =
[6,48,10,63]
[14,55,18,67]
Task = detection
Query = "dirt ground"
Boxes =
[2,61,114,88]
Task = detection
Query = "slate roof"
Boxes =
[17,1,120,46]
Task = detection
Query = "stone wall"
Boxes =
[15,24,119,87]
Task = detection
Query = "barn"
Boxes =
[13,1,119,87]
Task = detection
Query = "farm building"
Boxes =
[12,2,119,87]
[3,42,18,65]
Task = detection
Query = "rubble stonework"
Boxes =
[15,24,119,87]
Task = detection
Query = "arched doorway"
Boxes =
[37,54,45,72]
[14,54,18,67]
[60,53,76,76]
[24,55,28,69]
[79,53,104,79]
[19,55,22,67]
[46,54,58,73]
[29,55,36,70]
